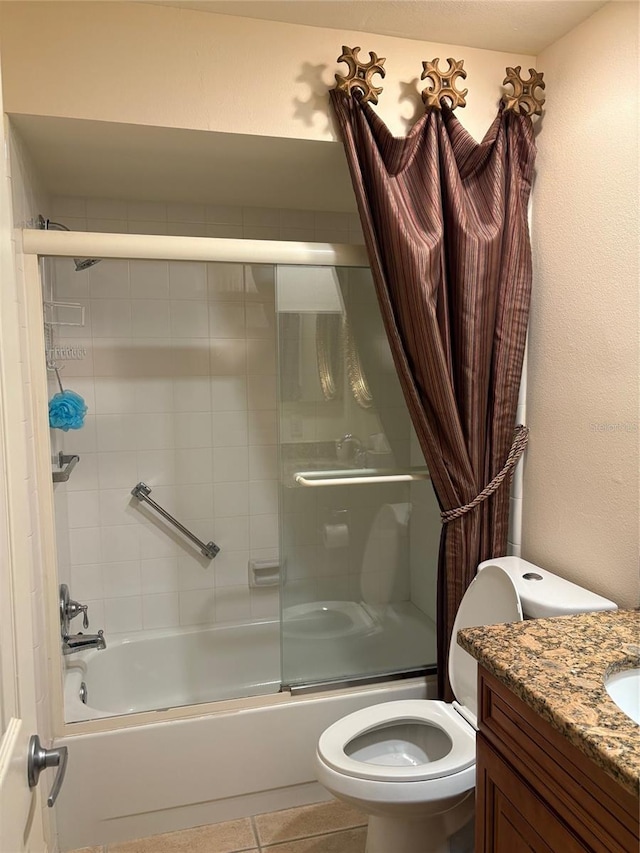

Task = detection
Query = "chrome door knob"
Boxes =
[27,734,68,807]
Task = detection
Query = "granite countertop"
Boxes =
[458,609,640,796]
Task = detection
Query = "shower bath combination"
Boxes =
[24,227,443,849]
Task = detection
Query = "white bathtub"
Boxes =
[56,619,432,850]
[64,620,281,721]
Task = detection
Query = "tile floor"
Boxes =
[68,799,367,853]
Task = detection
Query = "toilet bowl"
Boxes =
[315,556,617,853]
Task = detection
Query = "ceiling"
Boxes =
[147,0,608,55]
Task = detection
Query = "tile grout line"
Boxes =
[256,822,368,850]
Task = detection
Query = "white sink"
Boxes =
[605,668,640,725]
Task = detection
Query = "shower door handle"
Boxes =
[27,734,68,807]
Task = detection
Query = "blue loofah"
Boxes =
[49,389,87,431]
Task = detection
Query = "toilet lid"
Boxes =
[449,565,522,725]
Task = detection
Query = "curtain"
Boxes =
[330,90,536,699]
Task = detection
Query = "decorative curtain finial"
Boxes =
[334,45,386,105]
[502,67,545,116]
[421,58,468,110]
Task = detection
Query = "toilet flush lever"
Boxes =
[27,735,68,807]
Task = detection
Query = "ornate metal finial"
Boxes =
[502,66,545,116]
[334,45,386,105]
[421,58,468,110]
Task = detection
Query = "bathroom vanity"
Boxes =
[458,609,640,853]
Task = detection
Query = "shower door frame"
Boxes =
[21,228,387,737]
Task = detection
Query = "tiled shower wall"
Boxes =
[49,195,365,638]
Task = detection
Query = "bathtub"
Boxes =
[56,618,432,850]
[64,620,281,721]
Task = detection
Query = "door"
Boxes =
[0,54,47,853]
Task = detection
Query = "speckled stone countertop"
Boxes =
[458,609,640,796]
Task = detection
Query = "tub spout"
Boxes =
[62,630,106,655]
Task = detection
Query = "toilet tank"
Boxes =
[477,556,617,619]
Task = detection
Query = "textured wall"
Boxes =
[524,1,639,607]
[0,1,534,142]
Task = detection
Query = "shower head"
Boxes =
[38,215,102,272]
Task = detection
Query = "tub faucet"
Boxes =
[62,631,107,655]
[59,583,106,655]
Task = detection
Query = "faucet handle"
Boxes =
[68,600,89,629]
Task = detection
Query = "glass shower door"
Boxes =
[277,265,440,690]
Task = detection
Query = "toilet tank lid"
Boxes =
[477,557,618,618]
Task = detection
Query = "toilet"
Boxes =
[315,556,617,853]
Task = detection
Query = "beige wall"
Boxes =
[523,1,639,608]
[0,1,533,143]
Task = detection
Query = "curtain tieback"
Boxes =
[440,425,530,524]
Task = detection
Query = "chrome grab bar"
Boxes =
[52,452,80,483]
[131,482,220,560]
[294,468,430,487]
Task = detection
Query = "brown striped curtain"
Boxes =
[330,90,536,699]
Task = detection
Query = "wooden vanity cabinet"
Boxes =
[475,667,639,853]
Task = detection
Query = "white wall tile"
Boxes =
[97,450,138,489]
[174,483,214,519]
[170,300,209,337]
[205,205,243,225]
[213,482,249,518]
[245,302,275,338]
[214,586,251,623]
[244,265,275,302]
[179,589,215,625]
[247,374,277,411]
[212,411,248,447]
[101,525,141,563]
[249,480,278,516]
[69,527,101,565]
[70,563,104,601]
[94,377,136,414]
[209,339,246,375]
[247,338,276,375]
[140,558,179,594]
[175,448,213,484]
[88,260,130,299]
[167,202,206,223]
[250,513,278,550]
[102,560,142,597]
[91,299,132,337]
[174,412,212,449]
[134,378,174,413]
[128,200,167,221]
[172,338,211,376]
[85,198,127,220]
[132,299,171,337]
[136,450,176,486]
[66,490,100,528]
[104,595,143,633]
[207,263,244,301]
[142,593,180,629]
[248,410,277,445]
[134,413,175,450]
[210,376,247,412]
[130,260,170,299]
[209,302,245,338]
[214,515,250,551]
[173,376,211,412]
[213,549,250,587]
[169,262,207,299]
[243,207,280,227]
[213,446,248,483]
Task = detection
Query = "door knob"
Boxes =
[27,734,68,807]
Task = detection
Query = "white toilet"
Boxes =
[315,556,617,853]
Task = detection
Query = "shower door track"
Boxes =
[283,665,437,696]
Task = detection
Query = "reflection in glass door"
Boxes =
[277,265,441,690]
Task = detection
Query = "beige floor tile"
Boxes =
[107,818,257,853]
[261,827,366,853]
[67,848,104,853]
[254,801,366,846]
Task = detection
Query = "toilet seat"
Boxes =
[317,700,476,782]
